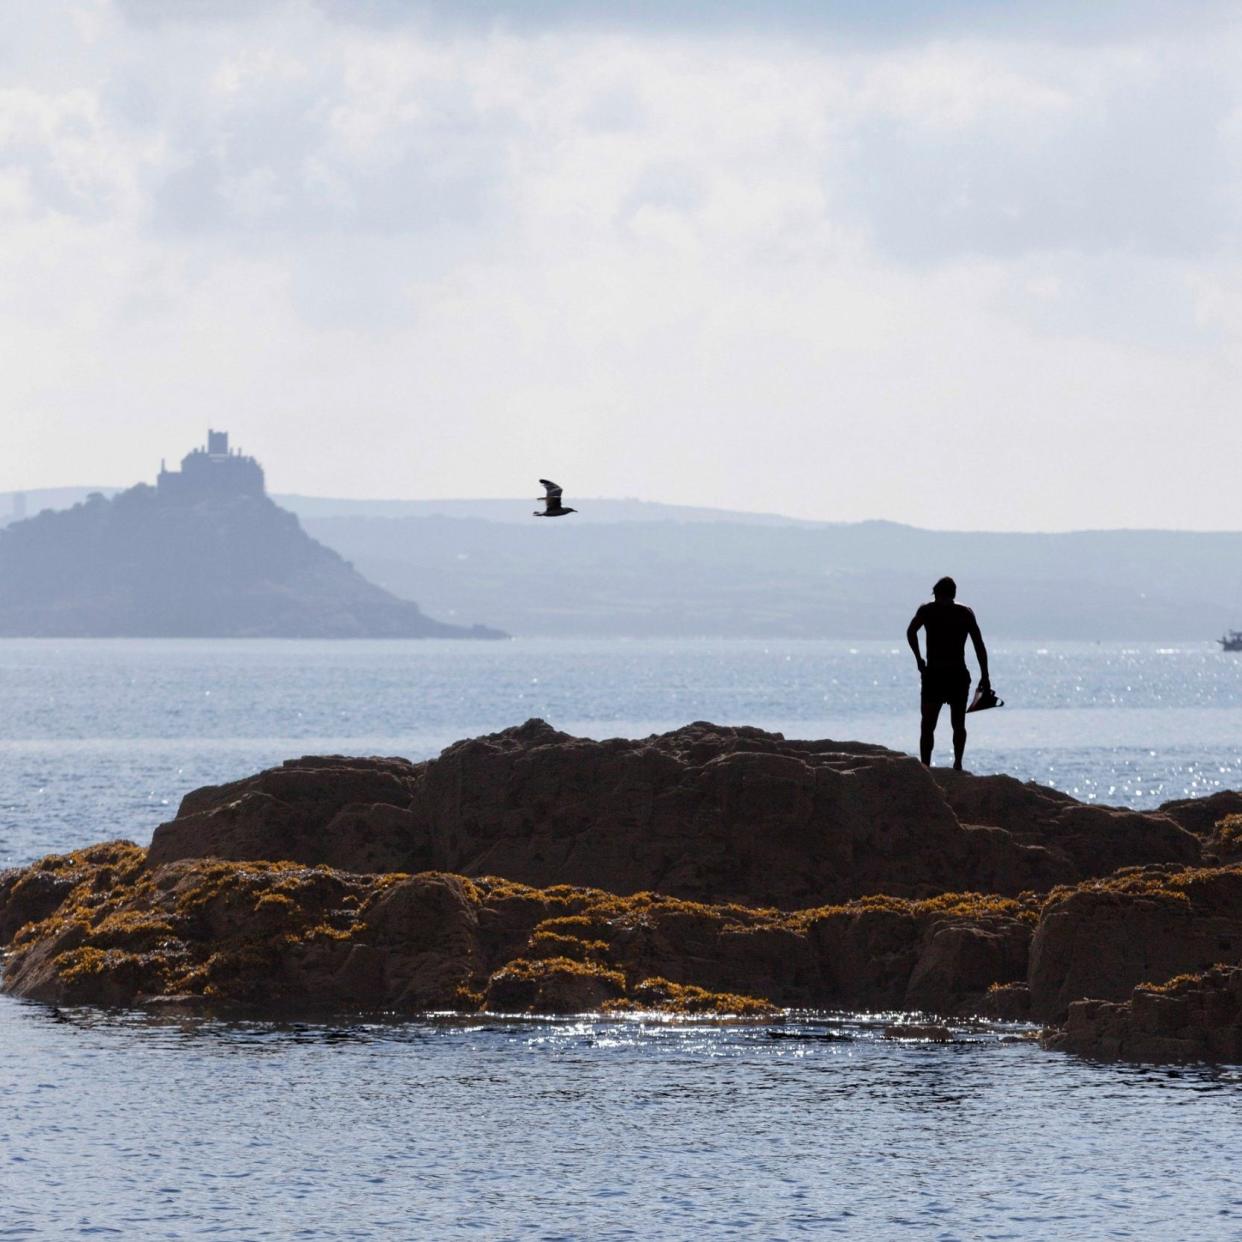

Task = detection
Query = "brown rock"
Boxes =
[0,848,1038,1018]
[361,874,480,1009]
[147,755,422,870]
[1028,866,1242,1021]
[0,866,77,944]
[1158,791,1242,840]
[934,770,1199,878]
[1042,966,1242,1062]
[980,982,1031,1022]
[1203,814,1242,866]
[7,724,1240,1032]
[904,918,1029,1015]
[144,721,1202,907]
[883,1023,952,1041]
[484,958,626,1014]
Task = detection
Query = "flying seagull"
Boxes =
[534,479,577,518]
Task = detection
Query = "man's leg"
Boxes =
[920,697,941,766]
[950,679,969,770]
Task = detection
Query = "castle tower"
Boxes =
[157,431,265,500]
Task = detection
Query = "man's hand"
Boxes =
[916,658,927,676]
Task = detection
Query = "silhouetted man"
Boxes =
[906,577,989,770]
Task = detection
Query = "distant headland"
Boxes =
[0,431,506,639]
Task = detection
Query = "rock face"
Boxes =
[1028,866,1242,1021]
[1157,792,1242,842]
[934,771,1199,881]
[0,483,505,638]
[147,721,1200,906]
[149,757,426,874]
[1042,966,1242,1062]
[5,722,1242,1057]
[0,842,1034,1016]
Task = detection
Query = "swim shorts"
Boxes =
[921,665,971,713]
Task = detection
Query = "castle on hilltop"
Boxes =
[157,430,265,500]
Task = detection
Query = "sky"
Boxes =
[2,0,1241,530]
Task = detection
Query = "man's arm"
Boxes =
[967,611,989,686]
[906,608,926,673]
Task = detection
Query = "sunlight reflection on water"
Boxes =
[3,1000,1242,1239]
[4,640,1242,1238]
[2,638,1241,867]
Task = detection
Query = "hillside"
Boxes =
[0,486,504,639]
[300,514,1242,640]
[5,484,1241,639]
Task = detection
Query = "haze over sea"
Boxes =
[5,637,1242,1239]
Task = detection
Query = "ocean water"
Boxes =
[4,637,1242,1239]
[3,637,1242,871]
[4,1004,1242,1240]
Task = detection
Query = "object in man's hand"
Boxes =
[967,685,1003,713]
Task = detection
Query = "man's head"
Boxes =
[932,576,957,601]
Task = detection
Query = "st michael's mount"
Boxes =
[0,431,506,639]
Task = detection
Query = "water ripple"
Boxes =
[3,1002,1241,1239]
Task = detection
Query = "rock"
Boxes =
[359,874,481,1009]
[0,866,75,944]
[979,982,1031,1022]
[0,847,1039,1018]
[485,958,626,1014]
[1042,966,1242,1063]
[147,756,424,871]
[883,1023,952,1042]
[934,770,1200,878]
[1198,814,1242,866]
[11,840,1242,1043]
[146,721,1202,906]
[1028,866,1242,1021]
[0,842,142,944]
[6,725,1240,1043]
[903,918,1030,1015]
[1158,791,1242,840]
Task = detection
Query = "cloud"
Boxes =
[2,1,1241,529]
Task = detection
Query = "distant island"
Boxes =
[0,432,505,639]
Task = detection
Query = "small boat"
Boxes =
[1219,630,1242,652]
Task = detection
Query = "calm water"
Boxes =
[4,1005,1242,1240]
[3,637,1242,870]
[3,638,1242,1239]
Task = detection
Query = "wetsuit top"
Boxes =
[913,601,977,673]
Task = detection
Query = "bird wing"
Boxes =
[538,479,563,501]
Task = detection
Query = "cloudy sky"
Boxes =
[3,1,1241,528]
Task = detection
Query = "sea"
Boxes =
[3,637,1242,1239]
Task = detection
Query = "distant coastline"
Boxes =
[4,483,1240,641]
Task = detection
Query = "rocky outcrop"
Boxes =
[934,770,1199,880]
[148,757,425,873]
[1158,792,1242,842]
[4,847,1240,1031]
[0,842,1036,1016]
[16,840,1236,1027]
[5,724,1242,1054]
[1042,966,1242,1063]
[146,721,1200,906]
[1028,866,1242,1021]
